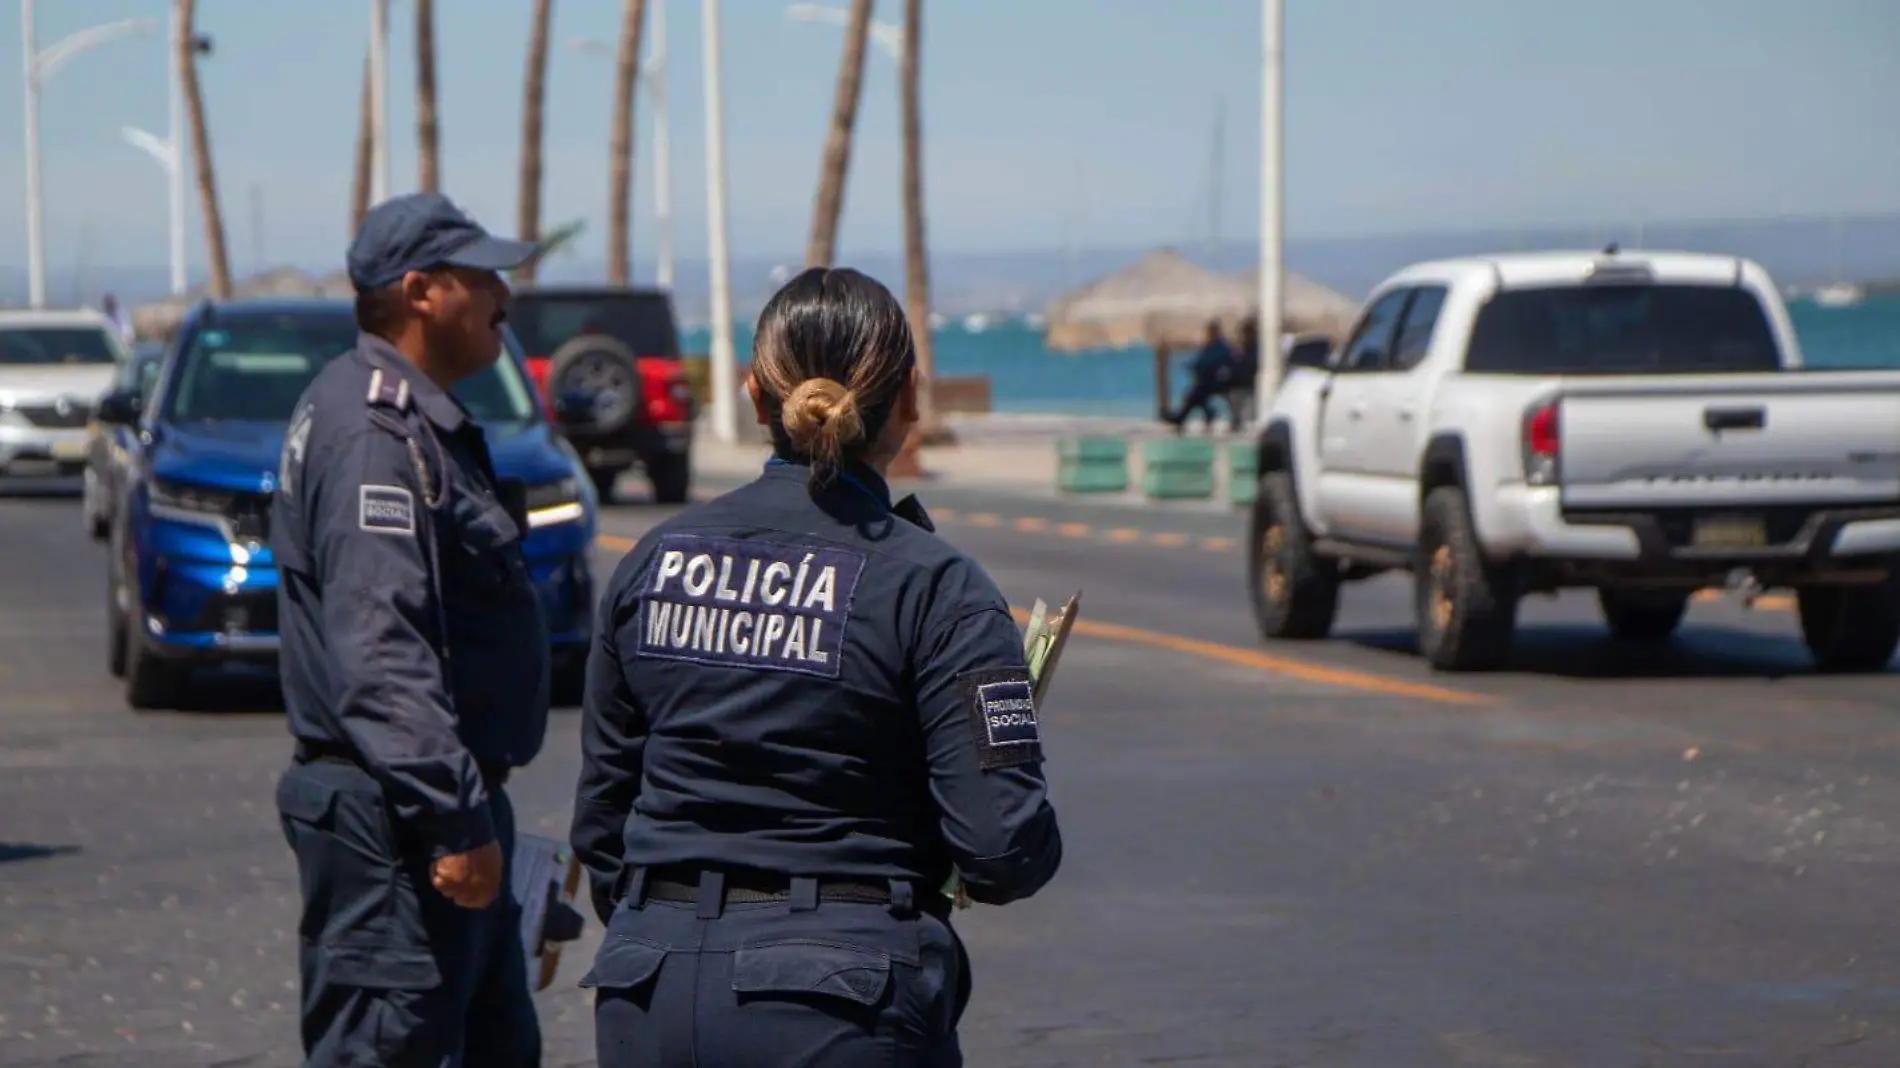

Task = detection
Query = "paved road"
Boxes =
[3,473,1900,1066]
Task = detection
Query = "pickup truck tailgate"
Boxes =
[1556,372,1900,510]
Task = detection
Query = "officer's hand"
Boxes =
[431,841,504,909]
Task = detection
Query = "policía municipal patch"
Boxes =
[359,484,416,535]
[634,533,867,678]
[956,667,1043,769]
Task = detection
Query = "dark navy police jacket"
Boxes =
[571,457,1063,923]
[272,335,550,859]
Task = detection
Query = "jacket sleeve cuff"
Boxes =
[419,803,497,860]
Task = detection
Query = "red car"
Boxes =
[506,285,695,504]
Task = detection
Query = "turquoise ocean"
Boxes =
[679,294,1900,419]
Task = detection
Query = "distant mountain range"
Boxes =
[7,211,1896,324]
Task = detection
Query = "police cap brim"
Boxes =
[442,235,538,274]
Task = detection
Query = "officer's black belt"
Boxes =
[640,864,950,920]
[295,739,510,793]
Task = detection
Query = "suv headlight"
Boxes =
[149,477,239,532]
[524,476,586,528]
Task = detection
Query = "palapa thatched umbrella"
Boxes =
[131,267,358,340]
[1042,249,1258,419]
[1042,248,1363,419]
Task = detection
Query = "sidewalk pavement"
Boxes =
[687,411,1257,512]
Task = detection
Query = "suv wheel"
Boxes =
[647,452,690,505]
[548,334,641,435]
[1796,566,1900,673]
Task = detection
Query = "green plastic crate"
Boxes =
[1056,435,1129,493]
[1141,438,1216,499]
[1226,441,1258,507]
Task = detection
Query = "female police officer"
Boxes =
[569,266,1062,1066]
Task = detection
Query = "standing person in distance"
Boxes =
[271,191,551,1068]
[570,266,1063,1067]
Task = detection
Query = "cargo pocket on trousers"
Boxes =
[732,939,894,1009]
[579,935,668,995]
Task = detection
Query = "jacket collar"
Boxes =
[356,333,469,432]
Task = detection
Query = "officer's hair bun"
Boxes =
[782,376,864,468]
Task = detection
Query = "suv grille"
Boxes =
[14,399,92,428]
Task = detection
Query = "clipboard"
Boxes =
[510,832,585,992]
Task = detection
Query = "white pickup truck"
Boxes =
[1248,247,1900,673]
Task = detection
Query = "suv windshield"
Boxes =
[507,291,680,358]
[159,309,539,427]
[0,326,118,366]
[1463,284,1782,375]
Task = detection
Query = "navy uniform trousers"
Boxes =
[586,870,972,1067]
[276,758,539,1068]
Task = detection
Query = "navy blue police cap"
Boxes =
[347,191,537,291]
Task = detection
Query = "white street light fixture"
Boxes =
[18,1,160,307]
[568,0,676,291]
[701,0,739,444]
[784,2,902,62]
[1255,0,1284,422]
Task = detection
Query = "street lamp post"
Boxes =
[567,2,676,291]
[701,0,739,444]
[785,2,901,60]
[18,1,158,308]
[1255,0,1285,422]
[368,0,390,204]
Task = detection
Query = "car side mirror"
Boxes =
[96,388,141,426]
[1285,338,1333,371]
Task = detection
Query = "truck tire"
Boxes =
[1597,588,1690,641]
[123,609,188,711]
[1796,570,1900,673]
[1247,471,1338,640]
[1415,486,1520,672]
[589,466,620,504]
[547,334,641,436]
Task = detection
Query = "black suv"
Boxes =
[507,285,695,504]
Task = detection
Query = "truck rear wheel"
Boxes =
[1796,570,1900,673]
[1248,471,1338,640]
[646,452,690,505]
[1597,588,1690,641]
[1415,486,1520,672]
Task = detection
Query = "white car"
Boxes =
[0,309,129,480]
[1249,246,1900,673]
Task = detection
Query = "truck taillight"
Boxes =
[1521,398,1560,485]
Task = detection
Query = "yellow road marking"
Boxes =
[1010,607,1490,706]
[1013,517,1049,533]
[967,513,1001,527]
[597,534,635,551]
[1150,532,1190,548]
[1106,528,1143,543]
[1056,522,1092,538]
[1202,536,1235,551]
[933,507,957,520]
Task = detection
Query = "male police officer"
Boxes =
[272,191,551,1067]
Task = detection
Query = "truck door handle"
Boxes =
[1704,406,1766,432]
[1348,404,1366,419]
[1398,406,1416,422]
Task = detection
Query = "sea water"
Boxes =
[680,293,1900,419]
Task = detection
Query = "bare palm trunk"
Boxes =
[805,0,874,268]
[515,0,554,283]
[900,0,937,436]
[176,0,231,297]
[414,0,440,192]
[350,55,373,232]
[607,0,648,286]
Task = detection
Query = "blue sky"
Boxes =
[1,0,1896,280]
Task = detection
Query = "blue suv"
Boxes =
[95,299,600,710]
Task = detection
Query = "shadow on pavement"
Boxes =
[0,842,81,865]
[1338,622,1887,681]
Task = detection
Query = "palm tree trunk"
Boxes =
[899,0,938,436]
[515,0,554,283]
[176,0,231,298]
[805,0,874,269]
[607,0,648,286]
[414,0,440,192]
[350,54,373,232]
